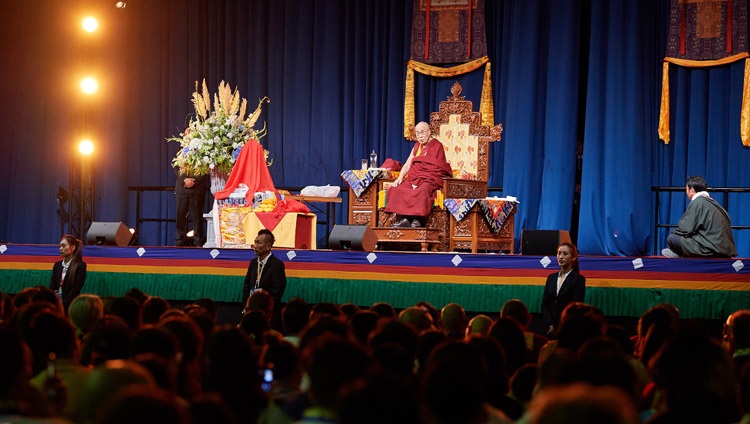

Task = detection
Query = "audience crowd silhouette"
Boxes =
[0,285,748,424]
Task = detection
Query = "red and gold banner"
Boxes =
[659,0,750,145]
[410,0,487,64]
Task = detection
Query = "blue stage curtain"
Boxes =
[576,0,668,255]
[1,0,749,257]
[487,0,584,244]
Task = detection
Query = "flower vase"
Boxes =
[209,169,228,195]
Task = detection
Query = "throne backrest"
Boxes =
[438,114,480,180]
[426,82,502,183]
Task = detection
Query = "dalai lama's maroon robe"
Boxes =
[385,138,452,217]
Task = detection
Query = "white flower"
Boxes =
[189,138,202,149]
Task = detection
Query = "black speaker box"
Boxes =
[328,225,378,252]
[86,222,133,246]
[521,230,571,255]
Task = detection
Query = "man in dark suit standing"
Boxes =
[174,169,208,246]
[243,229,287,329]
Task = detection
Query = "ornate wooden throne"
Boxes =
[373,82,513,252]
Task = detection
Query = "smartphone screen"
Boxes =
[261,368,273,392]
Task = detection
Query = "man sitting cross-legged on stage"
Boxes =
[384,121,452,228]
[662,175,737,258]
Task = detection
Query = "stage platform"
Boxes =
[1,244,749,320]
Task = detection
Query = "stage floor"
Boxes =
[2,244,749,320]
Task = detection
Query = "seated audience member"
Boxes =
[384,121,452,228]
[632,303,680,358]
[130,326,181,393]
[0,329,60,419]
[281,297,311,346]
[369,302,397,318]
[339,303,360,319]
[184,306,216,341]
[416,301,441,328]
[467,335,524,420]
[489,317,532,378]
[26,311,92,421]
[509,363,538,410]
[647,324,740,423]
[369,319,419,362]
[1,291,15,326]
[106,296,142,333]
[261,338,302,408]
[501,298,548,361]
[203,325,268,424]
[13,286,43,310]
[96,385,191,424]
[398,306,435,333]
[245,289,275,322]
[67,294,104,342]
[466,314,493,338]
[124,287,148,306]
[724,309,750,382]
[537,302,605,365]
[421,341,512,424]
[31,287,65,316]
[189,393,238,424]
[130,326,180,364]
[141,296,171,325]
[193,298,219,322]
[556,337,641,407]
[159,315,205,399]
[239,310,271,347]
[415,330,447,376]
[349,309,381,346]
[298,334,370,423]
[527,383,640,424]
[309,302,343,322]
[81,315,131,367]
[337,374,420,424]
[662,175,737,258]
[80,359,156,423]
[440,303,468,341]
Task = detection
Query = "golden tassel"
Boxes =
[480,62,494,127]
[658,61,670,144]
[404,66,416,139]
[742,58,750,146]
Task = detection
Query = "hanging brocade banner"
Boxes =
[659,0,750,145]
[410,0,488,64]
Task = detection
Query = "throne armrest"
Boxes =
[442,178,487,199]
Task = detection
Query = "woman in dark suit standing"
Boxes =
[541,241,585,338]
[50,234,87,311]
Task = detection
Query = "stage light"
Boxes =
[115,2,127,9]
[80,77,98,94]
[79,140,94,156]
[82,17,99,33]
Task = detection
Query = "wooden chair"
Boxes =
[374,82,513,252]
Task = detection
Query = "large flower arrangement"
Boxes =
[169,79,270,176]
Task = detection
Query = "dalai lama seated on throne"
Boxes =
[385,121,452,227]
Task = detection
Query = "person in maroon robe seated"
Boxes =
[385,121,452,227]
